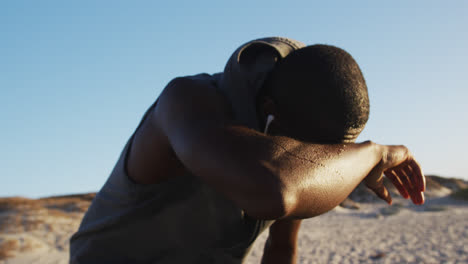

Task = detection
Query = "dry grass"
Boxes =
[0,194,94,261]
[0,239,19,260]
[0,197,42,213]
[40,193,95,213]
[0,193,94,234]
[0,212,46,233]
[0,236,46,260]
[0,193,94,214]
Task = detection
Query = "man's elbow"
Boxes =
[242,180,297,220]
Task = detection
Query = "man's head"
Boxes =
[256,44,369,143]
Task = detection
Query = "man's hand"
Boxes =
[364,145,426,205]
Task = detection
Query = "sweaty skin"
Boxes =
[127,77,425,263]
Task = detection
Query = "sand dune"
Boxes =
[1,176,467,263]
[0,195,94,264]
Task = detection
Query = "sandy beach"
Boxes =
[1,177,467,264]
[246,198,468,264]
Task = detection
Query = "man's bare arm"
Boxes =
[145,77,424,219]
[261,219,302,264]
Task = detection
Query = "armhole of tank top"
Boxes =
[118,73,216,195]
[120,99,163,192]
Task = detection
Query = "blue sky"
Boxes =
[1,1,467,197]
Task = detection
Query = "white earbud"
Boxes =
[263,114,275,134]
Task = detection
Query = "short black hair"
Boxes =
[259,44,369,140]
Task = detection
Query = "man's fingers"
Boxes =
[409,159,425,192]
[402,166,417,189]
[407,159,425,204]
[385,170,410,199]
[381,148,425,205]
[402,165,424,197]
[394,167,425,205]
[393,168,420,202]
[418,192,425,205]
[371,184,392,205]
[393,168,414,191]
[409,190,425,205]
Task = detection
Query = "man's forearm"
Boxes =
[178,123,383,219]
[261,137,382,219]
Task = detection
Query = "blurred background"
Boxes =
[1,0,467,197]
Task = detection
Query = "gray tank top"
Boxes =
[70,37,305,264]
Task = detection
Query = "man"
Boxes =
[70,37,425,264]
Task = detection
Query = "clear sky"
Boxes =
[1,0,467,198]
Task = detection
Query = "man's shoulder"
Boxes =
[158,73,231,118]
[172,72,220,87]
